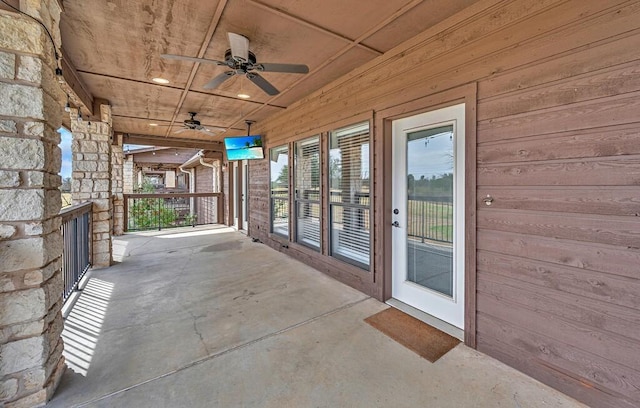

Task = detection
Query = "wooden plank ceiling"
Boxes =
[59,0,474,146]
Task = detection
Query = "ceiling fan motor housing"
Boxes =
[185,112,201,128]
[225,49,257,69]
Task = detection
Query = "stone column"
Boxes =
[111,134,124,235]
[0,3,66,407]
[123,155,134,193]
[70,105,113,268]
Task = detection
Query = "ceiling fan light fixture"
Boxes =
[152,77,170,84]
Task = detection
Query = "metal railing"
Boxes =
[124,193,223,232]
[60,202,92,302]
[407,195,453,243]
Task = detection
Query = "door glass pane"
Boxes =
[406,125,454,297]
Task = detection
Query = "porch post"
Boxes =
[111,134,124,235]
[123,155,134,193]
[70,105,113,268]
[0,2,66,406]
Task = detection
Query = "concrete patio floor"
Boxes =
[48,226,585,407]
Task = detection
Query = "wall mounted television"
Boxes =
[224,135,264,161]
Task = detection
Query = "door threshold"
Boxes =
[386,298,464,341]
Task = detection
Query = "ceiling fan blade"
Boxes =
[203,71,235,90]
[246,73,279,96]
[161,54,226,65]
[228,33,249,62]
[258,63,309,74]
[174,128,190,134]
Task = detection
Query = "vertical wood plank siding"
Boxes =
[229,0,640,406]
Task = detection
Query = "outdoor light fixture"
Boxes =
[64,96,71,113]
[152,77,170,84]
[56,66,64,83]
[77,111,83,123]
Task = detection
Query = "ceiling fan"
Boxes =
[152,112,222,135]
[161,33,309,96]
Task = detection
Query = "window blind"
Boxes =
[329,122,370,267]
[270,145,289,237]
[294,136,321,250]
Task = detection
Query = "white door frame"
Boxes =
[391,103,466,329]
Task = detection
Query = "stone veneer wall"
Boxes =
[70,106,113,268]
[123,155,134,193]
[0,2,66,406]
[111,135,124,235]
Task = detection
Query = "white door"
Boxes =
[232,161,239,228]
[242,160,248,231]
[391,103,465,329]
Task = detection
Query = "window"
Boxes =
[294,136,321,250]
[329,122,370,267]
[270,145,289,237]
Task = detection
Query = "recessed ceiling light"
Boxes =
[237,93,251,99]
[149,123,158,126]
[152,77,170,84]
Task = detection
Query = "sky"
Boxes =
[407,131,453,179]
[59,128,72,179]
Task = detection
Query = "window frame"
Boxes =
[327,122,372,270]
[293,135,322,251]
[269,144,290,238]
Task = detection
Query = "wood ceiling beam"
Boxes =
[76,69,286,110]
[60,51,94,117]
[166,0,228,137]
[123,133,223,151]
[112,113,245,132]
[228,0,424,130]
[246,0,383,56]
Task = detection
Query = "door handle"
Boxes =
[392,221,400,227]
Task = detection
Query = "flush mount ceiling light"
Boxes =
[151,77,170,84]
[149,123,158,126]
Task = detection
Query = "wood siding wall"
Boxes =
[238,1,640,406]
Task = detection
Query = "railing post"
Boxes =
[157,198,161,231]
[418,201,427,244]
[123,194,129,232]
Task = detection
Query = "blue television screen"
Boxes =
[224,135,264,161]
